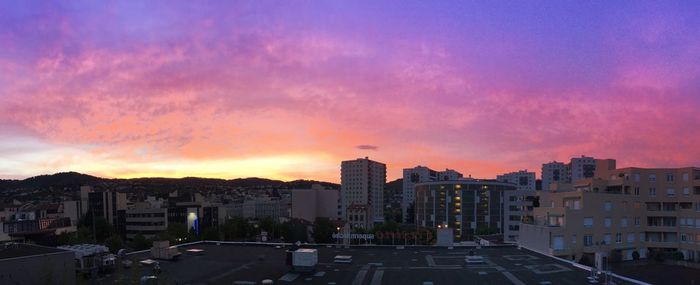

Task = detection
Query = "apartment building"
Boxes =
[414,180,517,241]
[494,170,538,241]
[402,166,463,223]
[497,170,536,192]
[340,157,386,229]
[520,167,700,264]
[541,156,616,191]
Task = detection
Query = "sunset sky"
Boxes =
[2,1,700,182]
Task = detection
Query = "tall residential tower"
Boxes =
[340,157,386,229]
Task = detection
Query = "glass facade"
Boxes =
[415,181,515,241]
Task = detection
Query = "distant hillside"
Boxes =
[0,172,102,190]
[0,172,338,192]
[385,178,403,197]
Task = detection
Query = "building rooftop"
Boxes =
[0,243,69,260]
[102,242,646,285]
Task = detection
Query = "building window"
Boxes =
[635,217,641,226]
[621,217,628,227]
[604,218,612,228]
[615,233,622,243]
[667,189,675,197]
[634,187,640,195]
[604,201,612,211]
[683,188,690,196]
[634,174,640,182]
[571,235,576,245]
[666,174,674,182]
[683,173,689,182]
[603,234,611,245]
[649,175,656,182]
[681,234,688,242]
[584,235,593,246]
[627,233,636,243]
[552,235,564,250]
[649,187,656,196]
[584,217,593,228]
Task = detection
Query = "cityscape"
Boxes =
[2,1,700,285]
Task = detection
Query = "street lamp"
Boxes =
[336,226,341,245]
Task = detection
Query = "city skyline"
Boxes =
[2,1,700,182]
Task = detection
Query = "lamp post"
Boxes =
[336,226,341,246]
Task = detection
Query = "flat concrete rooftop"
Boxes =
[99,243,644,285]
[0,243,69,260]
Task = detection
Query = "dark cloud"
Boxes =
[356,145,379,150]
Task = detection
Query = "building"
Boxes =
[225,195,291,222]
[168,201,225,235]
[340,157,386,228]
[497,170,536,192]
[519,166,700,264]
[125,204,168,240]
[414,180,517,241]
[402,166,464,223]
[291,184,340,223]
[542,161,567,192]
[503,190,537,242]
[541,156,616,191]
[0,243,76,285]
[87,190,127,236]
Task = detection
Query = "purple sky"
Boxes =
[1,1,699,182]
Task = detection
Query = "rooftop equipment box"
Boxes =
[292,248,318,271]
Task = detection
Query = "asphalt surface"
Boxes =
[99,243,641,285]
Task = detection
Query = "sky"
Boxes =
[1,1,700,182]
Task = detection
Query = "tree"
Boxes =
[129,234,151,251]
[281,219,308,243]
[201,227,221,241]
[259,217,275,236]
[163,223,195,243]
[312,218,335,243]
[79,213,114,242]
[104,235,124,253]
[222,217,251,240]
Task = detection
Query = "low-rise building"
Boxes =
[291,184,339,223]
[125,204,168,240]
[519,166,700,264]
